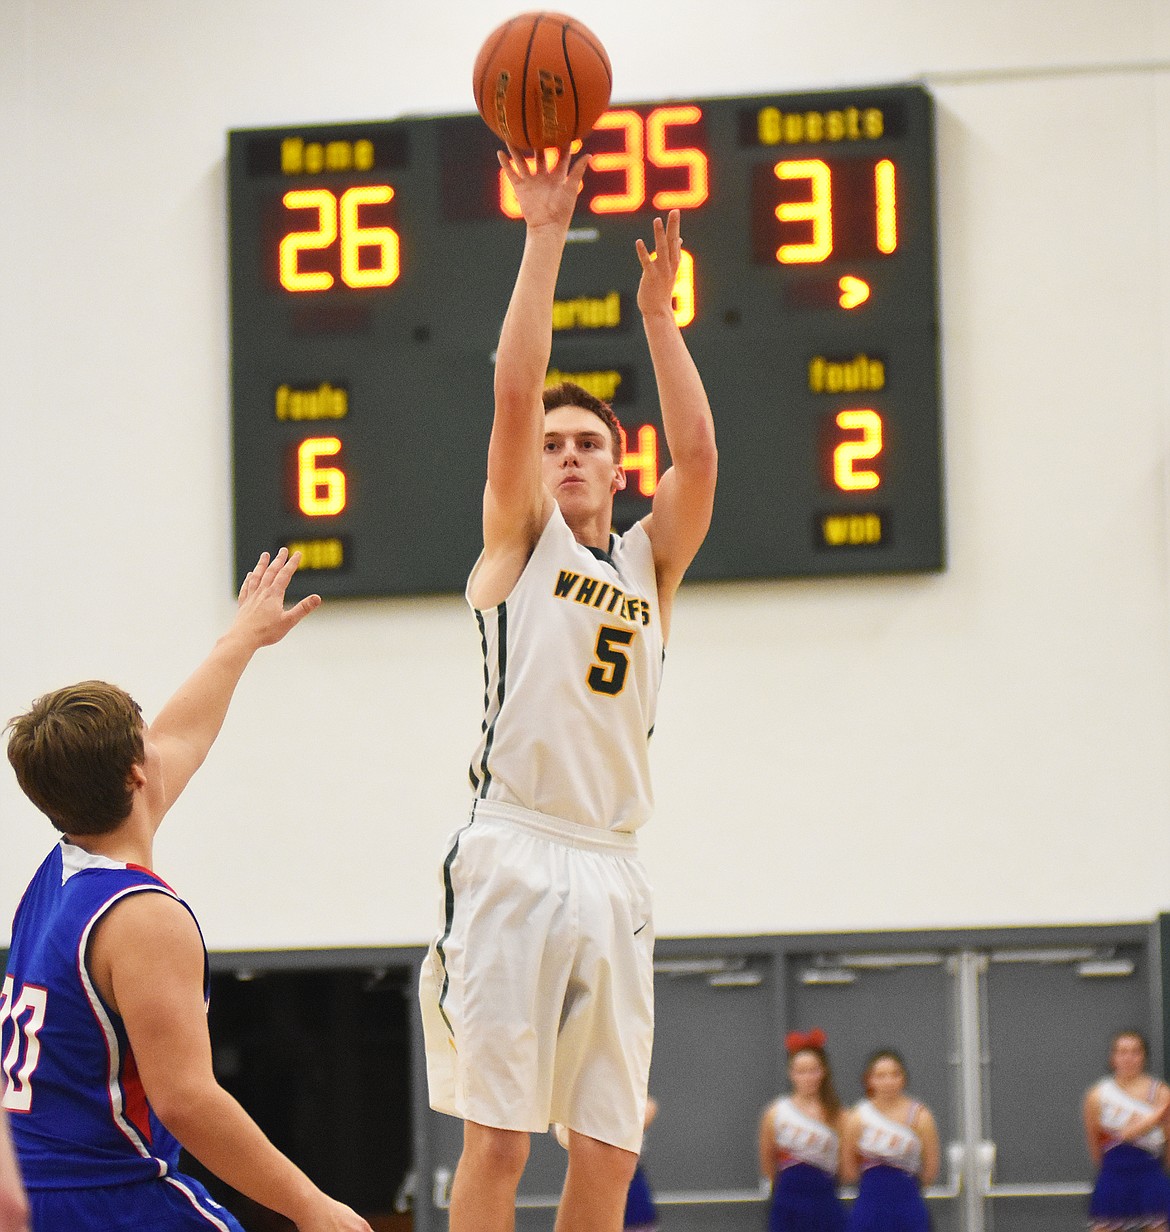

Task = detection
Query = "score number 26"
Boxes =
[279,186,400,292]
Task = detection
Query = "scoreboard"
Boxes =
[227,84,944,598]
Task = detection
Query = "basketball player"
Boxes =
[2,549,371,1232]
[0,1106,29,1232]
[418,145,717,1232]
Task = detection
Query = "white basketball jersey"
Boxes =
[467,506,663,832]
[1096,1077,1166,1156]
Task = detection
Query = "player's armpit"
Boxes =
[481,478,550,554]
[472,488,555,610]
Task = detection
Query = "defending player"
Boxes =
[1,549,372,1232]
[419,148,717,1232]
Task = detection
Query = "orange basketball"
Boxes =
[472,12,612,153]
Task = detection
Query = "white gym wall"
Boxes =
[2,0,1169,947]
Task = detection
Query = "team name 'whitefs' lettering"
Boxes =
[552,569,653,625]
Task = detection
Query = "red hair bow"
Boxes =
[786,1028,827,1054]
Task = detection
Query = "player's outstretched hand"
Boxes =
[635,208,682,320]
[234,548,322,648]
[295,1195,374,1232]
[497,144,589,231]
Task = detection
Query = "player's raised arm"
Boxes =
[484,147,590,554]
[635,209,718,608]
[90,892,370,1232]
[148,548,320,822]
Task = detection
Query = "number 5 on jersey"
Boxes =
[588,625,635,696]
[1,975,48,1113]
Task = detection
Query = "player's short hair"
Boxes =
[542,381,626,461]
[6,681,144,836]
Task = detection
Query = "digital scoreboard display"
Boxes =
[228,84,944,599]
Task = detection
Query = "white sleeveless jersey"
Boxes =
[1095,1077,1166,1157]
[467,506,663,832]
[772,1097,840,1174]
[855,1100,923,1175]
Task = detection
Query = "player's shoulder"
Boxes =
[92,884,199,952]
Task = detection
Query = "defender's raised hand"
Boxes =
[235,548,322,648]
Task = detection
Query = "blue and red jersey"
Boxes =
[1,841,207,1189]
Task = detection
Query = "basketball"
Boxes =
[472,12,612,153]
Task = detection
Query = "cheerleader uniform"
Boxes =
[1088,1077,1170,1230]
[767,1097,846,1232]
[847,1100,930,1232]
[624,1163,657,1231]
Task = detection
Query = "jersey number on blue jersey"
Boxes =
[0,975,48,1113]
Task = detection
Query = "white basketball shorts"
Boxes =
[419,798,655,1155]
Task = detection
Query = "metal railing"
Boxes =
[430,1133,1092,1212]
[430,1150,966,1212]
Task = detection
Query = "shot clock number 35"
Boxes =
[228,84,944,598]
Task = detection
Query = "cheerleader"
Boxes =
[759,1028,847,1232]
[841,1050,939,1232]
[1084,1029,1170,1232]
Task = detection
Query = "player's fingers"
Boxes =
[284,593,322,629]
[272,547,302,589]
[258,546,289,590]
[496,149,520,181]
[240,552,270,597]
[651,215,668,258]
[634,237,654,269]
[567,150,591,186]
[504,144,529,178]
[667,209,682,255]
